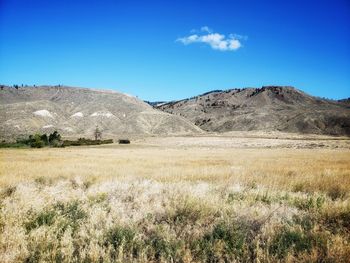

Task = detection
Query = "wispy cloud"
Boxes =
[177,27,246,51]
[200,26,213,33]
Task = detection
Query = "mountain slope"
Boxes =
[0,86,202,139]
[157,86,350,136]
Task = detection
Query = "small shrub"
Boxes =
[40,134,49,145]
[48,131,61,144]
[227,192,245,203]
[160,198,215,229]
[269,220,329,261]
[255,191,272,204]
[269,227,312,259]
[292,215,315,231]
[104,225,142,259]
[105,225,136,249]
[246,181,257,189]
[88,193,108,204]
[146,232,183,260]
[322,205,350,232]
[293,195,324,211]
[0,186,16,198]
[292,182,306,193]
[54,201,87,222]
[63,138,113,147]
[25,200,87,236]
[0,142,28,148]
[25,209,57,232]
[83,177,96,189]
[34,176,51,185]
[169,202,203,225]
[193,221,249,261]
[101,139,113,144]
[50,139,64,147]
[30,134,45,148]
[327,185,347,200]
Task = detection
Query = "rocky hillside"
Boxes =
[157,86,350,136]
[0,85,202,139]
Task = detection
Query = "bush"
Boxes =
[327,185,347,200]
[119,139,130,144]
[30,134,45,148]
[40,134,49,145]
[193,221,249,261]
[25,200,87,238]
[5,132,113,148]
[146,232,183,260]
[322,204,350,232]
[269,214,330,261]
[50,139,64,147]
[0,142,28,148]
[12,131,62,148]
[63,138,113,147]
[105,225,136,250]
[25,209,57,232]
[49,131,61,144]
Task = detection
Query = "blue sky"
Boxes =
[0,0,349,101]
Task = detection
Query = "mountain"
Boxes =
[144,101,168,107]
[338,98,350,106]
[156,86,350,136]
[0,85,202,140]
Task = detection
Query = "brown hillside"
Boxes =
[157,86,350,136]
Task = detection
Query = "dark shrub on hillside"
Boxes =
[30,134,45,148]
[118,139,130,144]
[49,131,61,144]
[40,134,49,145]
[4,132,113,148]
[102,139,113,144]
[50,139,64,147]
[63,138,113,147]
[0,142,28,148]
[12,131,62,148]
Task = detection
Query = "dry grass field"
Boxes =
[0,136,350,262]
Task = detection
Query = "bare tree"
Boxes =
[94,126,102,140]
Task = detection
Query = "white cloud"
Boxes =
[177,27,246,51]
[200,26,213,33]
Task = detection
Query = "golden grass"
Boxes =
[1,145,349,193]
[0,139,350,262]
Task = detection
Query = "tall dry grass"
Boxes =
[0,143,349,262]
[1,146,349,194]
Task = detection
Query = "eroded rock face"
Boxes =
[157,86,350,136]
[0,85,203,139]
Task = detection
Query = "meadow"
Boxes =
[0,136,349,262]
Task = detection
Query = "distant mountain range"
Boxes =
[156,86,350,136]
[0,85,202,140]
[1,85,349,139]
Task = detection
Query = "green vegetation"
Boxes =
[0,142,29,148]
[25,200,87,234]
[63,138,113,146]
[0,131,113,148]
[12,131,62,148]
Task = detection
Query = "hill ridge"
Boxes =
[0,85,203,140]
[156,86,350,136]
